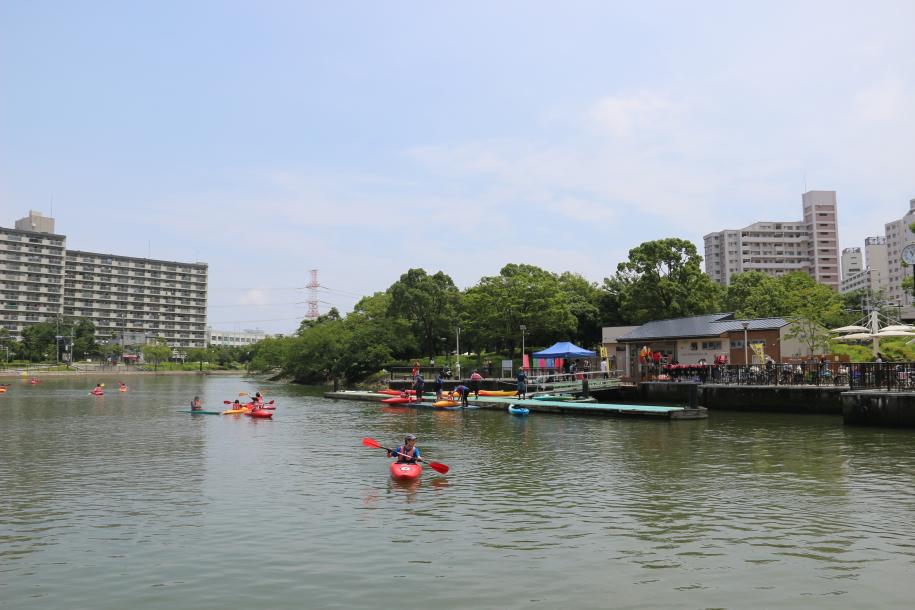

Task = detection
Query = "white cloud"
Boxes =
[586,93,679,138]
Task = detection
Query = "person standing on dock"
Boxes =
[469,370,483,398]
[516,368,528,399]
[434,372,444,401]
[413,373,425,402]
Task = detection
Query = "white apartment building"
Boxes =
[704,191,839,289]
[840,237,888,295]
[841,247,863,280]
[0,215,67,335]
[207,327,266,347]
[884,199,915,310]
[64,251,208,348]
[1,211,208,348]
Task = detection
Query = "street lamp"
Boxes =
[456,326,461,380]
[741,321,750,365]
[520,324,527,372]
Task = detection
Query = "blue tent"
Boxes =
[531,341,596,359]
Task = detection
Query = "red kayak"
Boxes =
[378,389,401,396]
[381,396,414,404]
[390,462,422,481]
[246,409,273,418]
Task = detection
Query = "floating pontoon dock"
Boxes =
[324,390,707,420]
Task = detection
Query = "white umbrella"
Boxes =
[879,325,915,332]
[833,333,874,340]
[830,325,870,333]
[874,330,915,337]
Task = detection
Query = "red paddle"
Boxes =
[361,437,449,474]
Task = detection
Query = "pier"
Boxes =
[324,390,708,420]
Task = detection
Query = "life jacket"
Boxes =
[395,446,418,464]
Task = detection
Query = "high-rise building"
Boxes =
[884,199,915,309]
[840,237,889,294]
[704,191,840,290]
[841,247,863,280]
[0,212,208,348]
[0,213,67,338]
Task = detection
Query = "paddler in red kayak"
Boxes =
[388,434,422,464]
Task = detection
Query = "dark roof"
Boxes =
[617,313,789,342]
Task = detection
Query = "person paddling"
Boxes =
[191,396,202,411]
[387,434,422,464]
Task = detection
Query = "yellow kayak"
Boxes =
[433,400,460,408]
[478,390,518,397]
[222,407,250,415]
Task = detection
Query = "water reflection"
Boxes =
[3,378,915,609]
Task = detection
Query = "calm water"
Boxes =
[1,375,914,609]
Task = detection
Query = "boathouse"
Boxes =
[605,313,807,375]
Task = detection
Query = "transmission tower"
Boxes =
[306,269,320,319]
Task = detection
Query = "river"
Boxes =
[1,374,913,609]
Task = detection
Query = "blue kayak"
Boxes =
[508,405,530,416]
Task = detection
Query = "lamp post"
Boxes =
[520,324,526,372]
[741,321,750,365]
[456,326,461,380]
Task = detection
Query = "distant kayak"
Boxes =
[222,407,250,415]
[90,391,104,396]
[479,390,518,397]
[508,405,530,416]
[390,462,422,481]
[245,409,273,418]
[177,409,221,415]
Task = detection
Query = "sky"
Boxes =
[2,1,914,334]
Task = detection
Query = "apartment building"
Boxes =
[841,247,863,280]
[0,215,67,335]
[704,191,840,290]
[840,237,889,295]
[884,199,915,309]
[64,251,208,348]
[1,211,208,348]
[207,327,266,347]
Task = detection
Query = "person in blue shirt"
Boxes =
[434,372,444,400]
[516,369,528,399]
[388,434,421,464]
[453,384,470,407]
[413,374,425,402]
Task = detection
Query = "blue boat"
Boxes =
[507,404,530,416]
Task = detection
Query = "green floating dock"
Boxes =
[324,391,707,420]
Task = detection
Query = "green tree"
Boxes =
[463,264,576,357]
[71,318,99,360]
[558,272,602,346]
[186,347,209,371]
[142,342,172,371]
[611,238,724,324]
[724,271,791,318]
[20,321,57,362]
[387,269,460,358]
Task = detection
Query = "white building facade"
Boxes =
[207,327,266,347]
[1,211,208,348]
[704,191,839,289]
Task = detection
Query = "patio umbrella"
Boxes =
[833,333,873,341]
[879,325,915,333]
[874,330,915,337]
[829,325,870,333]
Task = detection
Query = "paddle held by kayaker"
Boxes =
[387,434,422,464]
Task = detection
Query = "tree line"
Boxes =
[248,238,880,384]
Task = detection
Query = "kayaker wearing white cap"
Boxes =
[387,434,422,464]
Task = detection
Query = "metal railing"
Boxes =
[645,362,915,391]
